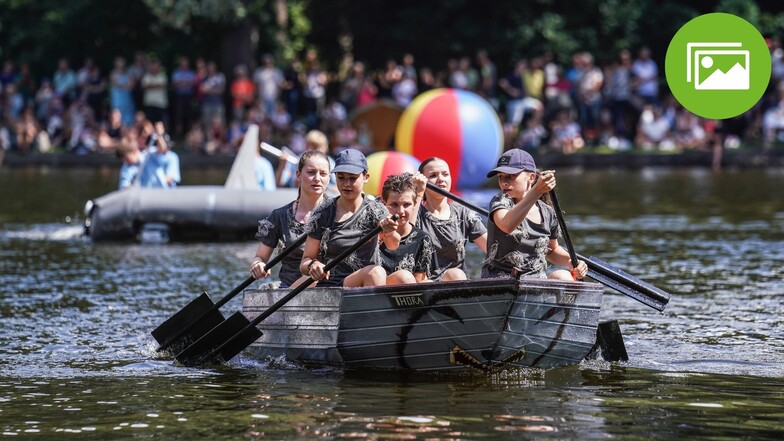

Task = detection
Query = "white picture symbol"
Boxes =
[686,42,749,90]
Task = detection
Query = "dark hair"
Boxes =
[298,150,330,172]
[417,157,446,173]
[381,173,416,201]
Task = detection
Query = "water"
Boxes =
[1,167,783,439]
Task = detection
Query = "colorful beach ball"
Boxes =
[395,88,503,188]
[364,151,421,197]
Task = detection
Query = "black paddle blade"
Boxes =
[151,292,225,354]
[175,311,263,367]
[586,269,668,312]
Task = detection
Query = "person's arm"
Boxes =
[545,238,588,279]
[301,236,329,281]
[407,173,427,226]
[492,171,555,234]
[472,233,488,253]
[250,242,275,279]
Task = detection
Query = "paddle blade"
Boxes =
[586,269,668,312]
[175,311,263,367]
[152,292,226,354]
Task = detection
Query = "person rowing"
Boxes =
[378,173,436,285]
[482,148,588,280]
[411,157,487,280]
[300,149,400,287]
[250,150,331,288]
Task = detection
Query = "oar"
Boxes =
[152,233,307,354]
[548,187,580,278]
[175,215,398,367]
[424,182,671,311]
[260,142,298,165]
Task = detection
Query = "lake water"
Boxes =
[1,166,783,439]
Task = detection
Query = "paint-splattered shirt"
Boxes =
[482,193,560,279]
[415,203,486,277]
[379,225,435,278]
[306,195,388,287]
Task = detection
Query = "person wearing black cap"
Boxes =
[300,148,401,287]
[482,148,588,280]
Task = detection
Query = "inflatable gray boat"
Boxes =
[84,125,298,242]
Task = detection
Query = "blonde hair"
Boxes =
[305,130,328,153]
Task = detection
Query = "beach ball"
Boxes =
[364,151,421,197]
[395,88,503,188]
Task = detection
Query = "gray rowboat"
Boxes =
[242,277,604,372]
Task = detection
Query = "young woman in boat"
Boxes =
[379,173,436,285]
[300,148,400,287]
[410,157,487,281]
[250,150,331,288]
[482,148,588,280]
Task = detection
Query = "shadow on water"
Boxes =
[1,167,783,439]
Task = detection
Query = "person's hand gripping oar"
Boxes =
[152,233,307,355]
[175,214,399,367]
[423,181,670,312]
[537,170,587,281]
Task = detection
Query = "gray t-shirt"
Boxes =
[306,195,389,287]
[379,226,435,277]
[256,200,309,288]
[482,194,560,278]
[415,203,486,276]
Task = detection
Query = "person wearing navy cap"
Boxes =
[300,148,401,287]
[482,148,588,280]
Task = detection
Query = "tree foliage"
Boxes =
[1,0,784,79]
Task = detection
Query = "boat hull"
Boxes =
[242,278,603,372]
[85,186,298,242]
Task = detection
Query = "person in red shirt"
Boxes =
[230,64,256,122]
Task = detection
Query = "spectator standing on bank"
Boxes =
[201,61,226,129]
[632,47,659,106]
[604,49,634,140]
[128,52,147,111]
[53,58,77,106]
[230,64,255,123]
[83,63,107,122]
[253,54,284,117]
[0,60,16,90]
[576,52,604,142]
[339,61,366,112]
[171,56,196,138]
[110,57,135,126]
[301,52,327,129]
[281,59,302,119]
[141,57,168,124]
[499,60,528,127]
[476,50,498,108]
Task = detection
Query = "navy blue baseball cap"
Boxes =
[487,149,537,177]
[332,148,368,174]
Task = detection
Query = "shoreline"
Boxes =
[2,149,784,171]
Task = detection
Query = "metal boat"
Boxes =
[242,277,604,372]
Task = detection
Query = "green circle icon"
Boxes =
[665,13,771,120]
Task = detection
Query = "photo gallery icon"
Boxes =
[686,42,749,90]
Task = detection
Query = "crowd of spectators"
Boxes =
[3,41,784,159]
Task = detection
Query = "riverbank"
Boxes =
[2,148,784,170]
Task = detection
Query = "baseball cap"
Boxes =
[332,148,368,174]
[486,148,537,177]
